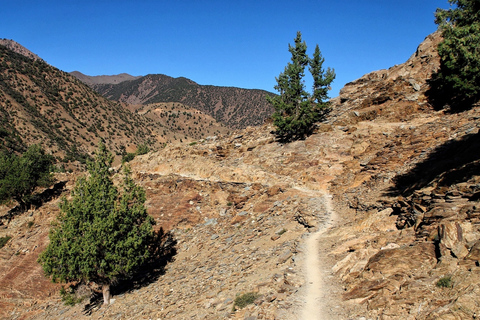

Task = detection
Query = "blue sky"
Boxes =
[2,0,449,97]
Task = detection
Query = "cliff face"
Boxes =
[2,31,480,319]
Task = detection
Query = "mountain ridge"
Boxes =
[69,71,142,86]
[0,39,43,62]
[74,73,275,129]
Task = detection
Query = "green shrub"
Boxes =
[122,152,135,163]
[0,236,12,248]
[136,143,150,156]
[233,292,259,310]
[59,286,84,306]
[436,276,453,288]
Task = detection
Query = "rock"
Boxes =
[465,239,480,262]
[438,222,469,259]
[364,243,436,277]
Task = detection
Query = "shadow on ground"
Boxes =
[387,131,480,197]
[83,228,177,313]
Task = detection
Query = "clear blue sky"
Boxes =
[2,0,449,97]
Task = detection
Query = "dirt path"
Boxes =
[301,192,342,319]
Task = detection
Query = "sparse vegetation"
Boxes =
[436,276,453,288]
[0,44,167,161]
[59,286,84,306]
[0,235,12,248]
[233,292,259,310]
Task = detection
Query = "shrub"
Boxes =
[122,152,136,164]
[59,286,84,306]
[0,236,12,248]
[233,292,259,310]
[436,276,453,288]
[136,143,150,156]
[0,145,55,209]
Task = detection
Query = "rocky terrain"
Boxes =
[1,30,480,320]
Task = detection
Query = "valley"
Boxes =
[1,29,480,320]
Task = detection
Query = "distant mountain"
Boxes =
[69,71,142,86]
[73,73,275,129]
[0,43,228,164]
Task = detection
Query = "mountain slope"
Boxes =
[80,73,275,129]
[0,39,43,62]
[0,44,162,161]
[0,44,229,161]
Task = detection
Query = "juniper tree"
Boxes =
[0,144,54,209]
[38,142,155,305]
[267,31,335,141]
[433,0,480,108]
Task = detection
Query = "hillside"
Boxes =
[125,101,229,142]
[0,39,43,62]
[2,31,480,320]
[0,43,229,161]
[76,73,275,129]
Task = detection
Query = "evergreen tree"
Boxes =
[38,142,155,305]
[267,31,335,141]
[432,0,480,108]
[0,144,54,209]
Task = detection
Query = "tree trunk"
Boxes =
[102,283,111,305]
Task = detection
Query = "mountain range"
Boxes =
[71,71,275,129]
[0,41,278,163]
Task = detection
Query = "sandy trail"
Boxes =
[302,192,338,320]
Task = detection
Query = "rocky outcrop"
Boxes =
[322,32,480,319]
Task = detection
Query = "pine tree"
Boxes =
[432,0,480,109]
[267,31,335,141]
[38,142,155,305]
